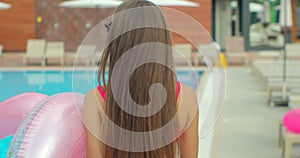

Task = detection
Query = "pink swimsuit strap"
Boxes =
[97,85,107,101]
[97,82,181,102]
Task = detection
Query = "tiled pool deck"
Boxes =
[209,67,299,158]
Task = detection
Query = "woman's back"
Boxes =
[84,83,198,158]
[83,0,199,157]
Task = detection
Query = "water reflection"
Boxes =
[0,70,202,102]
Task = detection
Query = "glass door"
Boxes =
[249,0,283,47]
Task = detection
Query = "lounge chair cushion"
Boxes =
[283,109,300,133]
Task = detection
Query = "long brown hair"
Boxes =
[98,0,178,157]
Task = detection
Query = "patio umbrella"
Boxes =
[59,0,199,25]
[60,0,199,8]
[0,2,11,10]
[141,0,199,7]
[59,0,122,8]
[59,0,123,26]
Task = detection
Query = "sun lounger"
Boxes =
[266,81,300,105]
[198,43,221,67]
[67,44,101,66]
[251,55,300,77]
[279,120,300,158]
[64,51,75,66]
[225,36,249,65]
[251,60,300,105]
[23,39,46,66]
[289,94,300,109]
[282,131,300,158]
[76,45,97,66]
[252,61,300,81]
[45,41,65,66]
[258,50,281,59]
[250,51,281,73]
[251,60,279,75]
[264,78,300,88]
[288,89,300,109]
[174,43,194,66]
[259,71,300,87]
[285,43,300,59]
[251,59,299,72]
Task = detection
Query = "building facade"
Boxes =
[0,0,211,52]
[0,0,296,52]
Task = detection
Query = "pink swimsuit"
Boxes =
[97,82,181,102]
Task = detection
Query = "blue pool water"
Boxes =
[0,136,13,158]
[0,70,202,156]
[0,70,203,102]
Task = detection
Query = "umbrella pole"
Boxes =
[272,0,289,106]
[282,0,287,100]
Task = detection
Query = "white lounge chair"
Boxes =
[23,39,46,66]
[257,50,281,60]
[266,81,300,105]
[45,41,65,66]
[289,93,300,109]
[285,43,300,59]
[251,60,278,76]
[225,36,249,65]
[173,43,194,66]
[250,51,281,75]
[74,45,98,66]
[252,60,300,79]
[279,121,300,158]
[198,43,221,67]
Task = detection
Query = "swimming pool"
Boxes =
[0,69,203,157]
[0,69,203,156]
[0,70,203,102]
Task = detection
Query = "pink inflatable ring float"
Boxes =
[283,108,300,134]
[0,93,48,139]
[3,93,87,158]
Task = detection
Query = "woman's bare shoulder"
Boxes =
[85,88,105,108]
[84,89,106,157]
[180,84,197,101]
[177,84,198,123]
[84,88,106,117]
[85,88,98,102]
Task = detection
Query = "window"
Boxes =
[249,0,284,47]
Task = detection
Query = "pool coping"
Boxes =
[0,66,208,71]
